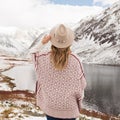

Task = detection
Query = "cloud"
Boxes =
[0,0,103,28]
[93,0,119,6]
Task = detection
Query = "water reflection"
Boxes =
[83,64,120,116]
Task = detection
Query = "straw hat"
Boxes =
[50,24,74,48]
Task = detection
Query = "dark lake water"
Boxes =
[83,64,120,116]
[3,63,120,116]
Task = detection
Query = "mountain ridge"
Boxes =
[74,0,120,65]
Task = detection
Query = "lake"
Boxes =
[3,63,120,116]
[83,64,120,116]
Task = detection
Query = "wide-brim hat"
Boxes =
[50,24,74,48]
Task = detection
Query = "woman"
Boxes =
[31,24,86,120]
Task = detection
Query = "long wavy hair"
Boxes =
[50,45,71,70]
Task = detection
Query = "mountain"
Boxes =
[0,27,47,56]
[73,0,120,65]
[0,1,120,65]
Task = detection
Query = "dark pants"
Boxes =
[46,115,76,120]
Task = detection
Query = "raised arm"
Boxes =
[30,35,51,54]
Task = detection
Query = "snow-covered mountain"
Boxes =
[0,1,120,65]
[0,27,47,56]
[73,0,120,65]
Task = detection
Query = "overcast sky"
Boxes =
[0,0,119,28]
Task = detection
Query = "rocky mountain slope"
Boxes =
[74,0,120,65]
[0,27,47,56]
[0,1,120,65]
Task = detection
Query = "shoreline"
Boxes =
[83,62,120,67]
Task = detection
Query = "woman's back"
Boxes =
[33,52,86,118]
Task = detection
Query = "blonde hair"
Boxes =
[50,45,71,70]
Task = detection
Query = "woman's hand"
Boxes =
[42,35,51,45]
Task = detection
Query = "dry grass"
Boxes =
[0,74,16,91]
[1,108,14,118]
[0,100,44,119]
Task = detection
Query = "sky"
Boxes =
[0,0,119,28]
[50,0,119,6]
[50,0,93,6]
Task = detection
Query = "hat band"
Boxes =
[56,39,66,43]
[54,33,67,44]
